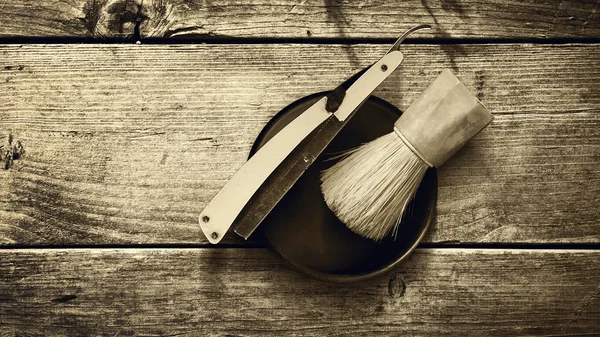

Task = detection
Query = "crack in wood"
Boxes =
[51,294,78,303]
[163,25,206,38]
[81,0,103,37]
[571,285,600,323]
[562,284,600,332]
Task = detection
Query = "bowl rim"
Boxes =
[250,92,438,283]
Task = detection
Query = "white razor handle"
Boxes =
[199,51,404,244]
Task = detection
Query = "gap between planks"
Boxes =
[1,247,600,253]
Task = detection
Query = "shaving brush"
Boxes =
[320,69,493,241]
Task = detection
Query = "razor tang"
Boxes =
[199,50,404,244]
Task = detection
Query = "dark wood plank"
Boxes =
[144,0,600,39]
[0,0,599,39]
[1,44,598,245]
[0,248,598,336]
[0,1,93,39]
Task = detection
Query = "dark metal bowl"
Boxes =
[249,93,437,282]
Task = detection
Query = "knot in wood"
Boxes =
[388,273,406,299]
[1,135,24,170]
[82,0,148,39]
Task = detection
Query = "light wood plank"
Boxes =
[0,0,599,39]
[0,44,599,245]
[0,248,598,336]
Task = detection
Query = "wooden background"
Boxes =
[0,0,599,335]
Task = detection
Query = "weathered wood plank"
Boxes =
[0,0,599,39]
[0,44,599,245]
[0,248,598,336]
[143,0,600,39]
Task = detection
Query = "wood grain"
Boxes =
[0,248,598,336]
[0,0,599,40]
[0,44,599,245]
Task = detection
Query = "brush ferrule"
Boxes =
[393,69,493,167]
[394,126,433,168]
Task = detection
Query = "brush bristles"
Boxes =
[320,132,429,241]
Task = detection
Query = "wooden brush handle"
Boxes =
[394,69,493,167]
